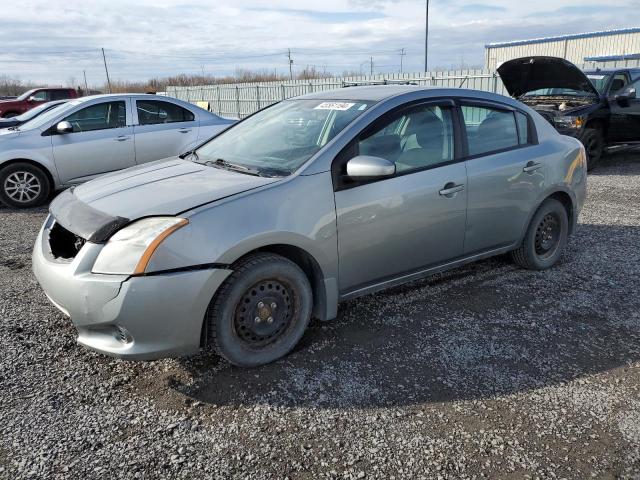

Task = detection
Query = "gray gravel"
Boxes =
[1,151,640,479]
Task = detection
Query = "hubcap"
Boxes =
[4,171,41,203]
[534,213,560,259]
[234,280,294,348]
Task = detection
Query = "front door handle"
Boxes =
[439,182,465,197]
[178,129,192,133]
[523,161,542,173]
[115,135,131,142]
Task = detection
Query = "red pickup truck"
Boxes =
[0,88,78,118]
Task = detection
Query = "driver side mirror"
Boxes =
[613,87,636,107]
[346,155,396,180]
[56,121,73,134]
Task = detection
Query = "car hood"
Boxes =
[497,56,599,98]
[50,158,281,241]
[0,128,20,139]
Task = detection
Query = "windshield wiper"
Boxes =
[7,126,19,131]
[206,158,261,176]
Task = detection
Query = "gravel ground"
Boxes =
[1,151,640,479]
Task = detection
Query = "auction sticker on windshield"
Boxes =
[314,102,355,111]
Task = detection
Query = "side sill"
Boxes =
[339,244,515,302]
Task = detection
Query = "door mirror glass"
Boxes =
[56,121,73,134]
[614,87,636,107]
[346,155,395,179]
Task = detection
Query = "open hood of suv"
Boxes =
[497,56,599,98]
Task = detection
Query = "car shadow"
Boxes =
[165,222,640,409]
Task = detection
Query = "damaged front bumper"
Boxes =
[32,202,232,360]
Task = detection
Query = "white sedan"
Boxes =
[0,94,235,208]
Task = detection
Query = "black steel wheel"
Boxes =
[234,279,296,349]
[512,198,568,270]
[206,253,313,367]
[579,128,604,171]
[534,212,561,260]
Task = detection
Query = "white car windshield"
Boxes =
[19,100,84,130]
[194,99,372,176]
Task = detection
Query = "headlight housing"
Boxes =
[553,116,584,129]
[92,217,188,275]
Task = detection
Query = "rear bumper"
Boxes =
[32,219,232,360]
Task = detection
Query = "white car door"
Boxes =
[51,98,135,184]
[132,99,199,164]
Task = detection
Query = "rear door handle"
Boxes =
[523,161,542,173]
[439,183,465,197]
[115,135,131,142]
[178,129,192,133]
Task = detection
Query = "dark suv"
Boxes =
[498,56,640,170]
[0,88,78,118]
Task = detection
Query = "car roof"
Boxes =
[294,85,436,101]
[583,68,640,75]
[292,85,524,107]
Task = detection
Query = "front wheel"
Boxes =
[0,162,51,208]
[206,253,313,367]
[579,128,604,171]
[511,198,568,270]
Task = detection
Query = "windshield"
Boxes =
[20,99,84,130]
[586,74,611,94]
[15,101,64,122]
[16,89,38,101]
[194,99,372,175]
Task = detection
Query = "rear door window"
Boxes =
[461,105,521,156]
[136,100,195,125]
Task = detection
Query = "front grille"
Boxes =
[48,222,86,260]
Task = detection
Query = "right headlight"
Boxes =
[91,217,188,275]
[553,116,584,129]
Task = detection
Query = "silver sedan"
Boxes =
[0,94,234,208]
[32,86,587,367]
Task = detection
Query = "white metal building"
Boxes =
[485,27,640,70]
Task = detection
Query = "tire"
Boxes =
[579,128,604,171]
[206,253,313,367]
[511,198,569,270]
[0,162,51,208]
[2,112,18,118]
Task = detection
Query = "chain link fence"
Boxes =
[167,59,640,119]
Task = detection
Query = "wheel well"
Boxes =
[547,191,575,234]
[585,118,606,137]
[0,159,55,190]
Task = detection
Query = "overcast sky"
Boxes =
[2,0,639,86]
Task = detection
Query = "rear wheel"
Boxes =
[0,162,51,208]
[579,128,604,171]
[206,253,313,367]
[511,198,568,270]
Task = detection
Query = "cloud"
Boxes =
[0,0,638,85]
[458,3,508,14]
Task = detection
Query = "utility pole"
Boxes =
[287,49,293,81]
[399,48,406,73]
[83,70,88,94]
[424,0,430,72]
[370,56,373,76]
[101,48,112,93]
